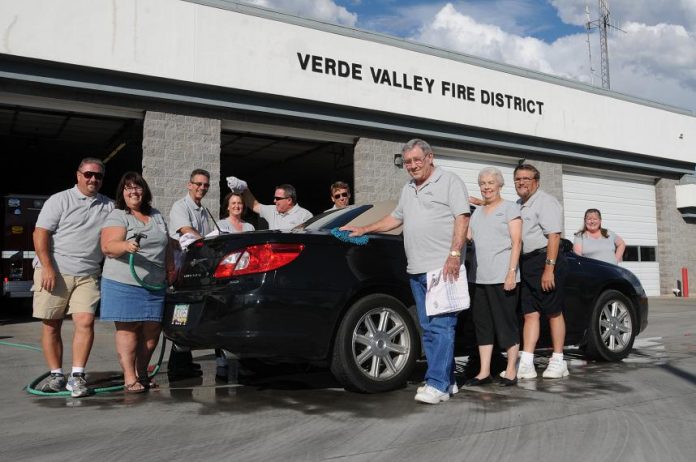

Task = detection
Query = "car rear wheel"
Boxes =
[585,289,637,361]
[330,294,418,393]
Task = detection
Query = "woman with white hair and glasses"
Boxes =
[466,167,522,387]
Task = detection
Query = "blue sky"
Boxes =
[244,1,696,112]
[334,0,584,42]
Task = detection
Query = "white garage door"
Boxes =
[563,172,659,296]
[437,155,518,202]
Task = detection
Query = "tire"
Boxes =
[584,289,637,361]
[330,294,418,393]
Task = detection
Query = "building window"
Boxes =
[623,246,657,262]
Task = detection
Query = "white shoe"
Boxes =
[542,359,569,379]
[417,383,458,395]
[414,385,450,404]
[517,362,538,379]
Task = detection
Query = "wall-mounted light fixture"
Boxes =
[394,153,403,168]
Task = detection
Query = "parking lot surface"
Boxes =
[1,297,695,462]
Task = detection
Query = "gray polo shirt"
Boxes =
[259,204,313,230]
[391,167,470,274]
[218,220,255,233]
[169,194,210,238]
[33,186,113,276]
[574,231,619,264]
[468,200,521,284]
[517,189,563,253]
[102,209,169,286]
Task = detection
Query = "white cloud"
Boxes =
[241,0,357,27]
[410,2,696,111]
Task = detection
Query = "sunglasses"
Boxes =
[79,170,104,180]
[333,192,350,199]
[191,181,210,188]
[273,196,290,201]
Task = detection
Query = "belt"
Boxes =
[521,247,547,258]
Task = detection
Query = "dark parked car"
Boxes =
[163,202,648,393]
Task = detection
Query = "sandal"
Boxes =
[124,381,146,394]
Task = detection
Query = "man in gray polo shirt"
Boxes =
[32,157,113,397]
[343,138,470,404]
[514,163,569,379]
[167,168,214,379]
[238,182,312,230]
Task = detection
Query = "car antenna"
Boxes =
[204,206,223,235]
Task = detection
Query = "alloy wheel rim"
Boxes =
[352,307,411,381]
[599,300,633,352]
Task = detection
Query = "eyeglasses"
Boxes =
[79,170,104,180]
[273,196,290,201]
[124,186,143,192]
[403,154,431,167]
[513,177,536,183]
[333,192,350,199]
[191,182,210,188]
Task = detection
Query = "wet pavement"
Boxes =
[1,297,695,461]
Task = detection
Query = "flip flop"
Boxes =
[124,381,146,394]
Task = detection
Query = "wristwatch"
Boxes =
[449,250,461,258]
[545,258,556,266]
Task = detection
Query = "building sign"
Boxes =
[1,0,694,163]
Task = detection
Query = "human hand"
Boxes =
[340,225,365,237]
[124,240,140,254]
[503,272,516,291]
[442,256,460,283]
[541,268,555,291]
[40,266,56,292]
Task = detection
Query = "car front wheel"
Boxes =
[585,289,637,361]
[330,294,418,393]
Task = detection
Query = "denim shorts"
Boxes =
[99,277,164,322]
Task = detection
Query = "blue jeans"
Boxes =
[410,273,458,393]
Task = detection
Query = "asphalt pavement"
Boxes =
[1,297,695,462]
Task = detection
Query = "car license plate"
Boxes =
[171,303,190,326]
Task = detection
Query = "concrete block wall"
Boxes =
[656,177,696,296]
[142,111,221,220]
[354,138,410,204]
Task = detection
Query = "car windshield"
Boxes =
[295,205,373,231]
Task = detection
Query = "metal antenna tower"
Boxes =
[585,0,623,89]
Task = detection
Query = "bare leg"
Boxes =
[548,312,566,354]
[115,321,140,385]
[522,311,540,353]
[505,343,520,379]
[71,312,95,368]
[476,344,493,379]
[41,319,63,370]
[136,321,162,377]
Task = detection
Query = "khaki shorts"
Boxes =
[32,267,100,319]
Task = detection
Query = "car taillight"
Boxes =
[213,243,304,279]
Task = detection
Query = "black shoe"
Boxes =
[499,377,518,387]
[464,376,492,386]
[215,366,229,383]
[167,367,203,381]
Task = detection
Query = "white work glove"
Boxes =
[226,176,248,193]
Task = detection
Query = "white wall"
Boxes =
[1,0,695,163]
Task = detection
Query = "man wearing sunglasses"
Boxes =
[167,168,214,379]
[325,181,351,212]
[226,176,313,230]
[32,158,113,397]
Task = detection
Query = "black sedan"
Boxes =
[163,202,648,393]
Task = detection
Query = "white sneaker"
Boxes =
[517,362,538,379]
[417,383,459,395]
[542,359,569,379]
[414,385,450,404]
